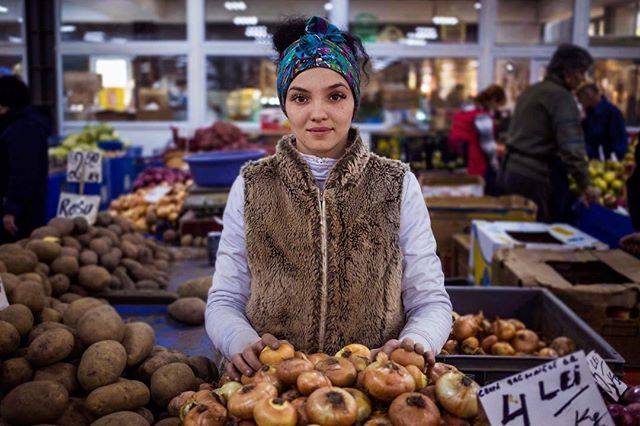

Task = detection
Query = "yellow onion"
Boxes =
[550,336,575,356]
[308,353,330,366]
[481,335,498,354]
[452,316,477,341]
[435,372,479,419]
[508,319,526,331]
[491,342,515,356]
[183,403,228,426]
[227,382,278,420]
[168,390,195,417]
[511,329,539,354]
[297,370,332,396]
[305,387,357,426]
[315,357,357,387]
[390,348,425,371]
[426,362,458,384]
[493,318,516,341]
[364,413,393,425]
[443,339,458,355]
[388,392,441,426]
[214,381,242,405]
[362,360,415,402]
[538,347,559,358]
[345,388,372,423]
[259,342,295,366]
[275,357,314,386]
[291,397,309,426]
[405,365,428,389]
[241,365,282,391]
[461,337,480,355]
[335,343,371,359]
[253,397,297,426]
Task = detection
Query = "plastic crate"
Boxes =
[185,150,266,187]
[574,203,634,248]
[46,171,66,221]
[440,286,624,385]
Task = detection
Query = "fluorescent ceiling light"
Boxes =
[433,16,459,25]
[411,26,438,40]
[324,2,333,11]
[0,5,8,13]
[95,58,128,88]
[60,25,76,33]
[245,25,268,37]
[224,1,246,11]
[233,16,258,25]
[474,2,482,10]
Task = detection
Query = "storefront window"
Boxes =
[589,0,640,46]
[349,0,479,44]
[494,59,530,111]
[496,0,573,45]
[360,58,478,129]
[0,0,23,43]
[205,0,326,41]
[592,59,640,126]
[63,55,187,121]
[61,0,186,42]
[0,55,22,77]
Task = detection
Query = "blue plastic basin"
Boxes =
[185,150,266,187]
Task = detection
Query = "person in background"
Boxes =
[627,140,640,231]
[0,75,50,243]
[577,82,628,160]
[448,84,507,194]
[500,44,597,222]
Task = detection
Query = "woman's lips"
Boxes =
[307,127,333,134]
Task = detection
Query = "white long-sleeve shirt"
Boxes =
[205,152,452,360]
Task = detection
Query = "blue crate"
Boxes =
[185,150,266,187]
[46,171,66,221]
[574,203,634,248]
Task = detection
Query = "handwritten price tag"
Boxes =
[586,351,627,402]
[0,276,9,309]
[57,192,101,225]
[67,151,102,183]
[479,351,613,426]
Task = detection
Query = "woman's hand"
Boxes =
[370,337,435,370]
[223,333,282,381]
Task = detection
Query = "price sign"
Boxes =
[0,276,9,309]
[57,192,101,225]
[586,351,628,402]
[143,185,172,204]
[479,351,613,426]
[67,151,102,183]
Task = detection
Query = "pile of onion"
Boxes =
[441,310,575,358]
[607,385,640,425]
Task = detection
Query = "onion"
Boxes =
[481,335,498,353]
[363,360,415,402]
[508,319,526,331]
[214,381,242,404]
[427,363,459,384]
[259,342,295,366]
[253,397,297,426]
[440,413,472,425]
[388,392,441,426]
[419,385,436,402]
[227,382,278,420]
[297,370,332,396]
[461,337,481,355]
[168,391,195,416]
[406,365,428,389]
[315,357,357,387]
[363,412,393,425]
[624,385,640,404]
[493,319,516,341]
[291,397,309,426]
[281,389,303,402]
[550,337,575,356]
[275,357,314,385]
[443,339,458,355]
[491,342,515,356]
[241,365,282,391]
[305,387,357,426]
[625,402,640,422]
[608,404,634,426]
[435,372,480,419]
[308,353,330,366]
[391,348,426,370]
[345,388,372,423]
[511,329,539,354]
[335,343,371,359]
[537,348,558,358]
[183,403,228,426]
[453,316,478,341]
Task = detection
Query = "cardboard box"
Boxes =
[426,195,537,277]
[491,248,640,366]
[452,233,471,278]
[420,172,485,198]
[470,221,608,286]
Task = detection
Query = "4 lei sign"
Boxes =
[479,350,613,426]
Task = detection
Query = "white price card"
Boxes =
[67,150,103,183]
[57,192,101,225]
[0,276,9,309]
[586,351,627,402]
[143,185,172,204]
[478,351,613,426]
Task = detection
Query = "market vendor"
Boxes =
[205,16,452,380]
[0,75,50,243]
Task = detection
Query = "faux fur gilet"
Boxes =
[242,130,408,354]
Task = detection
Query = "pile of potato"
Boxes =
[441,311,576,358]
[166,277,212,326]
[0,293,217,425]
[0,214,172,294]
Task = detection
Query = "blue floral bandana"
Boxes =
[276,16,361,114]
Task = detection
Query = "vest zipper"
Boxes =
[317,188,328,352]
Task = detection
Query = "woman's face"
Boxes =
[285,67,355,159]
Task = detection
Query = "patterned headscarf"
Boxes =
[276,16,361,115]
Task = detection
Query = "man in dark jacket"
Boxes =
[577,82,628,160]
[0,75,50,242]
[501,44,596,222]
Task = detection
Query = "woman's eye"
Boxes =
[291,95,307,103]
[330,93,346,102]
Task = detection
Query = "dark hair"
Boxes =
[576,82,599,95]
[272,16,371,82]
[475,84,506,107]
[0,75,30,110]
[546,44,593,79]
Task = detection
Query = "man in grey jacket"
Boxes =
[501,44,596,222]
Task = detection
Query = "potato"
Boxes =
[1,272,19,296]
[100,249,122,272]
[77,305,125,345]
[10,280,45,312]
[167,297,206,325]
[187,356,218,382]
[55,397,95,426]
[0,248,38,274]
[136,280,159,290]
[0,380,69,424]
[62,236,83,251]
[90,411,149,426]
[28,321,73,343]
[51,255,80,277]
[62,297,103,327]
[27,327,75,366]
[135,407,153,424]
[0,259,6,272]
[21,272,52,297]
[31,225,62,239]
[136,350,189,382]
[60,246,80,259]
[73,217,90,234]
[0,320,20,356]
[49,217,75,236]
[0,357,33,391]
[0,303,34,335]
[150,362,196,405]
[34,362,79,393]
[52,300,69,315]
[122,322,155,367]
[85,380,150,416]
[35,261,50,276]
[59,292,82,303]
[155,418,180,426]
[26,239,62,263]
[78,340,127,391]
[90,238,111,256]
[177,277,211,301]
[78,265,112,292]
[121,241,139,259]
[80,250,99,266]
[40,306,63,322]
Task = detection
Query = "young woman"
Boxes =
[205,16,451,380]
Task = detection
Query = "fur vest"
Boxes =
[242,130,408,354]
